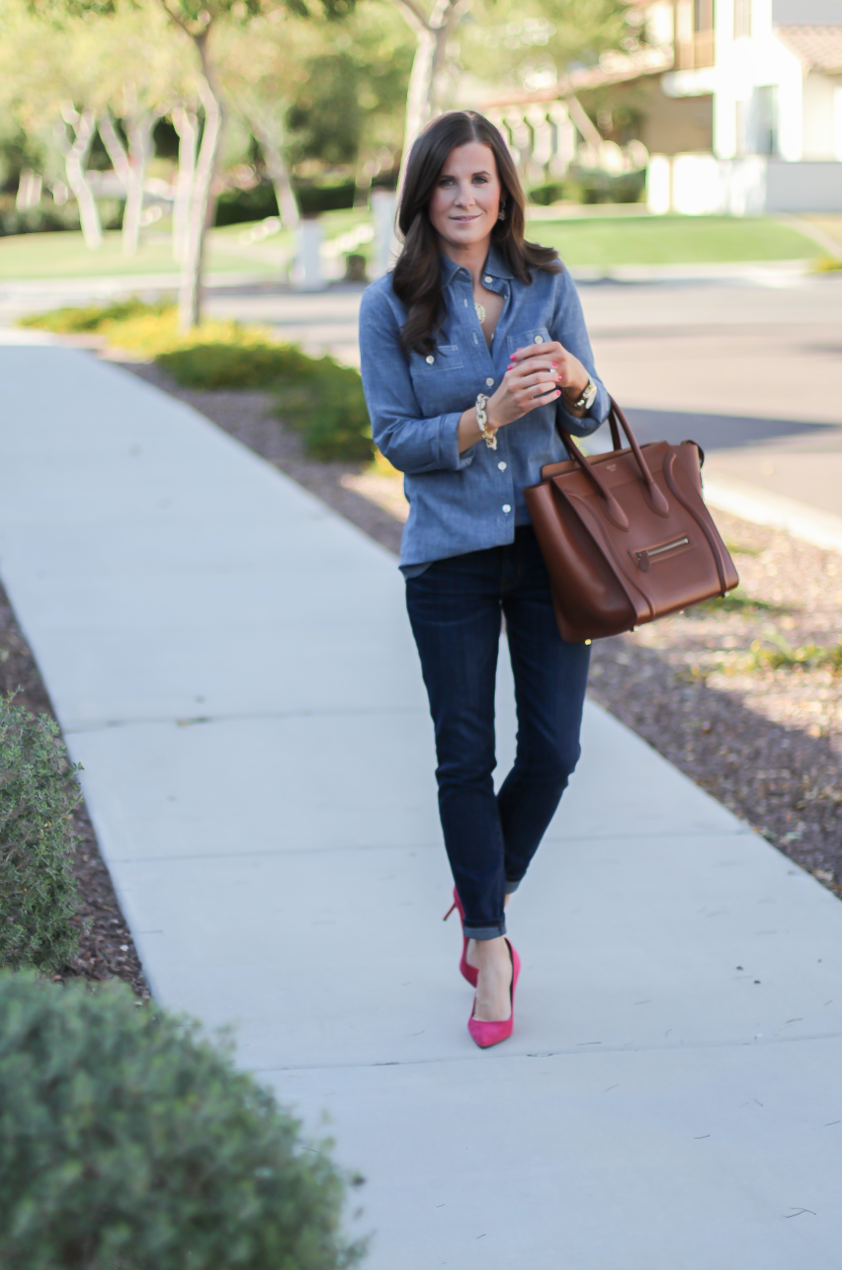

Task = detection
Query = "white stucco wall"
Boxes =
[802,74,840,157]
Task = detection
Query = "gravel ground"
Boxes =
[588,513,842,896]
[4,359,836,996]
[120,363,841,898]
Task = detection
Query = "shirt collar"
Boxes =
[439,239,514,288]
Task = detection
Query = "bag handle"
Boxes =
[558,396,670,519]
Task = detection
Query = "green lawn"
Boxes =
[529,214,820,266]
[0,209,372,281]
[0,210,820,281]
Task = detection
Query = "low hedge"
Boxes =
[20,302,375,463]
[0,696,82,973]
[0,972,365,1269]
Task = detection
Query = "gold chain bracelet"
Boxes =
[475,393,498,450]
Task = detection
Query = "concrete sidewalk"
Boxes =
[1,342,841,1267]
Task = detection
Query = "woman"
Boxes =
[358,110,609,1048]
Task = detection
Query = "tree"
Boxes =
[24,0,354,327]
[391,0,467,187]
[391,0,635,183]
[95,5,194,255]
[0,7,110,248]
[155,0,356,330]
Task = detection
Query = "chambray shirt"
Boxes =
[358,242,610,574]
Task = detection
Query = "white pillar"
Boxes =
[295,217,325,291]
[371,189,397,278]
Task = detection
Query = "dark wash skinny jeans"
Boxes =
[406,526,591,940]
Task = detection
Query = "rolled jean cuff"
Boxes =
[505,878,522,894]
[464,921,506,941]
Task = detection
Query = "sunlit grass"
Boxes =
[0,208,372,281]
[529,214,820,267]
[1,210,823,281]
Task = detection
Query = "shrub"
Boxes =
[294,180,356,217]
[0,972,365,1270]
[19,297,169,335]
[157,339,317,389]
[275,363,373,463]
[0,696,81,972]
[215,183,279,227]
[574,167,646,205]
[528,180,565,206]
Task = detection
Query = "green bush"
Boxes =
[0,697,81,972]
[0,972,365,1269]
[274,361,373,462]
[294,180,356,217]
[158,340,374,463]
[574,167,646,205]
[528,180,565,206]
[19,297,170,335]
[215,184,279,227]
[0,194,122,236]
[156,340,317,389]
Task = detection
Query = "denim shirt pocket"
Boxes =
[408,343,467,417]
[506,326,552,355]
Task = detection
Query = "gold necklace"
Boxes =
[475,301,486,324]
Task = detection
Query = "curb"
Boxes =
[704,476,842,556]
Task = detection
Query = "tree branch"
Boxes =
[391,0,431,35]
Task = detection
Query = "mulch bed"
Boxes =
[0,584,150,998]
[3,359,838,998]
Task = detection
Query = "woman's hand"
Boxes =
[488,340,590,429]
[456,339,592,453]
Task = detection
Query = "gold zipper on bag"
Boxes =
[634,535,690,570]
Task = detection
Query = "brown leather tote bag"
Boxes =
[524,397,739,644]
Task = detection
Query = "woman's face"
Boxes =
[427,141,503,252]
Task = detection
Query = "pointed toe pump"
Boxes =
[443,886,478,987]
[467,939,520,1049]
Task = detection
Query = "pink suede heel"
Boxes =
[467,939,520,1049]
[442,886,478,987]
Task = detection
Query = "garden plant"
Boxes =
[0,971,365,1268]
[0,695,81,973]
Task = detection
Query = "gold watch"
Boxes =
[566,376,597,412]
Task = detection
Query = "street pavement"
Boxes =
[1,337,840,1267]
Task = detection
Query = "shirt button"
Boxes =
[426,355,435,364]
[498,461,507,471]
[485,377,494,386]
[534,335,544,344]
[484,275,493,284]
[502,504,511,514]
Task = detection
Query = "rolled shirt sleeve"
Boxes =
[552,270,610,437]
[358,286,475,475]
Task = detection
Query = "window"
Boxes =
[734,0,752,39]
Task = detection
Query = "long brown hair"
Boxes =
[392,110,561,355]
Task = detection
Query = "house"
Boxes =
[652,0,842,212]
[479,0,842,213]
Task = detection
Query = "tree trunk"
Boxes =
[178,34,224,332]
[243,107,299,230]
[99,109,158,256]
[123,114,157,255]
[171,106,199,263]
[60,107,102,250]
[394,0,463,194]
[565,94,603,153]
